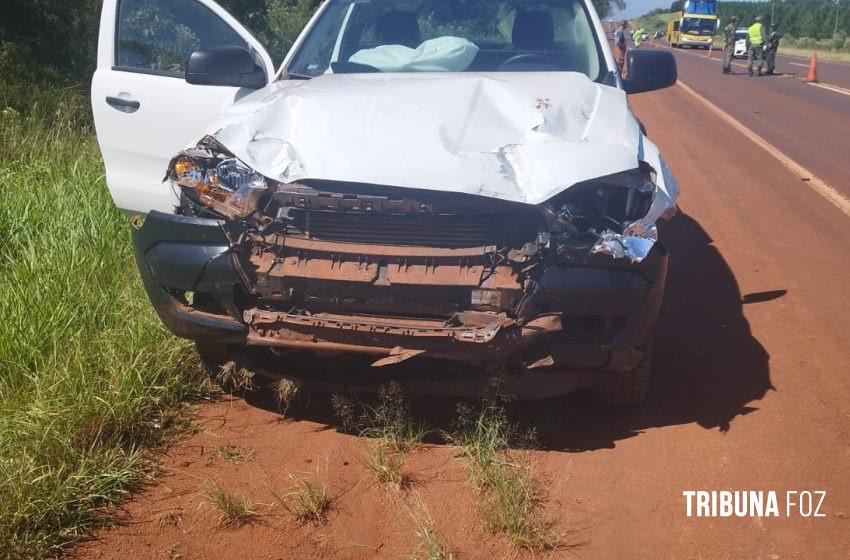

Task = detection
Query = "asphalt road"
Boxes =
[81,80,850,558]
[649,44,850,198]
[768,51,850,90]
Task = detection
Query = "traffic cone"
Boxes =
[806,53,818,83]
[707,44,713,58]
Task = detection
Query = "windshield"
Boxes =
[286,0,603,79]
[681,17,716,36]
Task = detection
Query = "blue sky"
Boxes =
[610,0,762,20]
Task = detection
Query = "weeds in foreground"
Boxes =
[158,508,183,529]
[212,360,259,393]
[365,439,410,490]
[274,466,332,524]
[332,383,427,452]
[203,480,260,528]
[408,494,454,560]
[273,378,301,415]
[451,397,562,552]
[214,444,254,465]
[332,384,422,490]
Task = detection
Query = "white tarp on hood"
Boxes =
[207,71,677,209]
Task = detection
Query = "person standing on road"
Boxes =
[747,16,766,76]
[633,26,643,48]
[764,25,782,75]
[613,20,628,69]
[722,16,738,74]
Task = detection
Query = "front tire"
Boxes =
[597,352,651,405]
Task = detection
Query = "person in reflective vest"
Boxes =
[747,16,766,76]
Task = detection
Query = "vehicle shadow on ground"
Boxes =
[242,211,773,452]
[529,211,773,451]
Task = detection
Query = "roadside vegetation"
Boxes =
[215,443,255,465]
[203,480,261,528]
[332,383,426,490]
[0,86,209,558]
[408,493,454,560]
[451,396,564,552]
[274,466,332,524]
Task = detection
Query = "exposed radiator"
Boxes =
[293,210,495,248]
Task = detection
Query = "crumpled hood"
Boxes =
[207,72,646,205]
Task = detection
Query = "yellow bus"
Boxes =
[666,0,718,49]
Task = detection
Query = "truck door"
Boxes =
[91,0,275,214]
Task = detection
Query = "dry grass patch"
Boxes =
[214,443,254,464]
[158,508,183,529]
[408,494,454,560]
[203,480,260,528]
[273,378,301,414]
[275,468,332,524]
[365,439,410,490]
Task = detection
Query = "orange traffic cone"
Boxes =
[707,44,713,58]
[807,53,818,83]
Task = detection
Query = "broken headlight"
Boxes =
[169,140,268,219]
[541,167,659,263]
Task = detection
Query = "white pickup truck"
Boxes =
[91,0,680,402]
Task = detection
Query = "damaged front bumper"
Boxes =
[133,209,668,378]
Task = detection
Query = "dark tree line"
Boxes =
[0,0,321,85]
[640,1,849,39]
[717,1,850,39]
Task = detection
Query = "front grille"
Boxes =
[294,211,494,248]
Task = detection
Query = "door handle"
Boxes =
[106,96,140,113]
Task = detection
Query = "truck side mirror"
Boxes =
[622,50,677,94]
[185,45,267,89]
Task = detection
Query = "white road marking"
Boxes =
[665,46,850,96]
[789,62,809,67]
[677,80,850,219]
[808,82,850,96]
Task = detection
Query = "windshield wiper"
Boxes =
[285,72,314,80]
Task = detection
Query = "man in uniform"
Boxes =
[722,16,738,74]
[747,16,766,76]
[613,20,628,69]
[764,24,782,75]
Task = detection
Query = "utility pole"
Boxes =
[835,0,841,38]
[771,1,775,26]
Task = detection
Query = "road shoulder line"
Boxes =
[808,82,850,96]
[676,80,850,218]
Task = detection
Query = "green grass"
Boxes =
[0,86,209,558]
[451,398,562,552]
[773,45,850,63]
[331,384,422,490]
[275,467,332,524]
[332,382,428,452]
[203,480,260,528]
[365,438,410,490]
[408,493,454,560]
